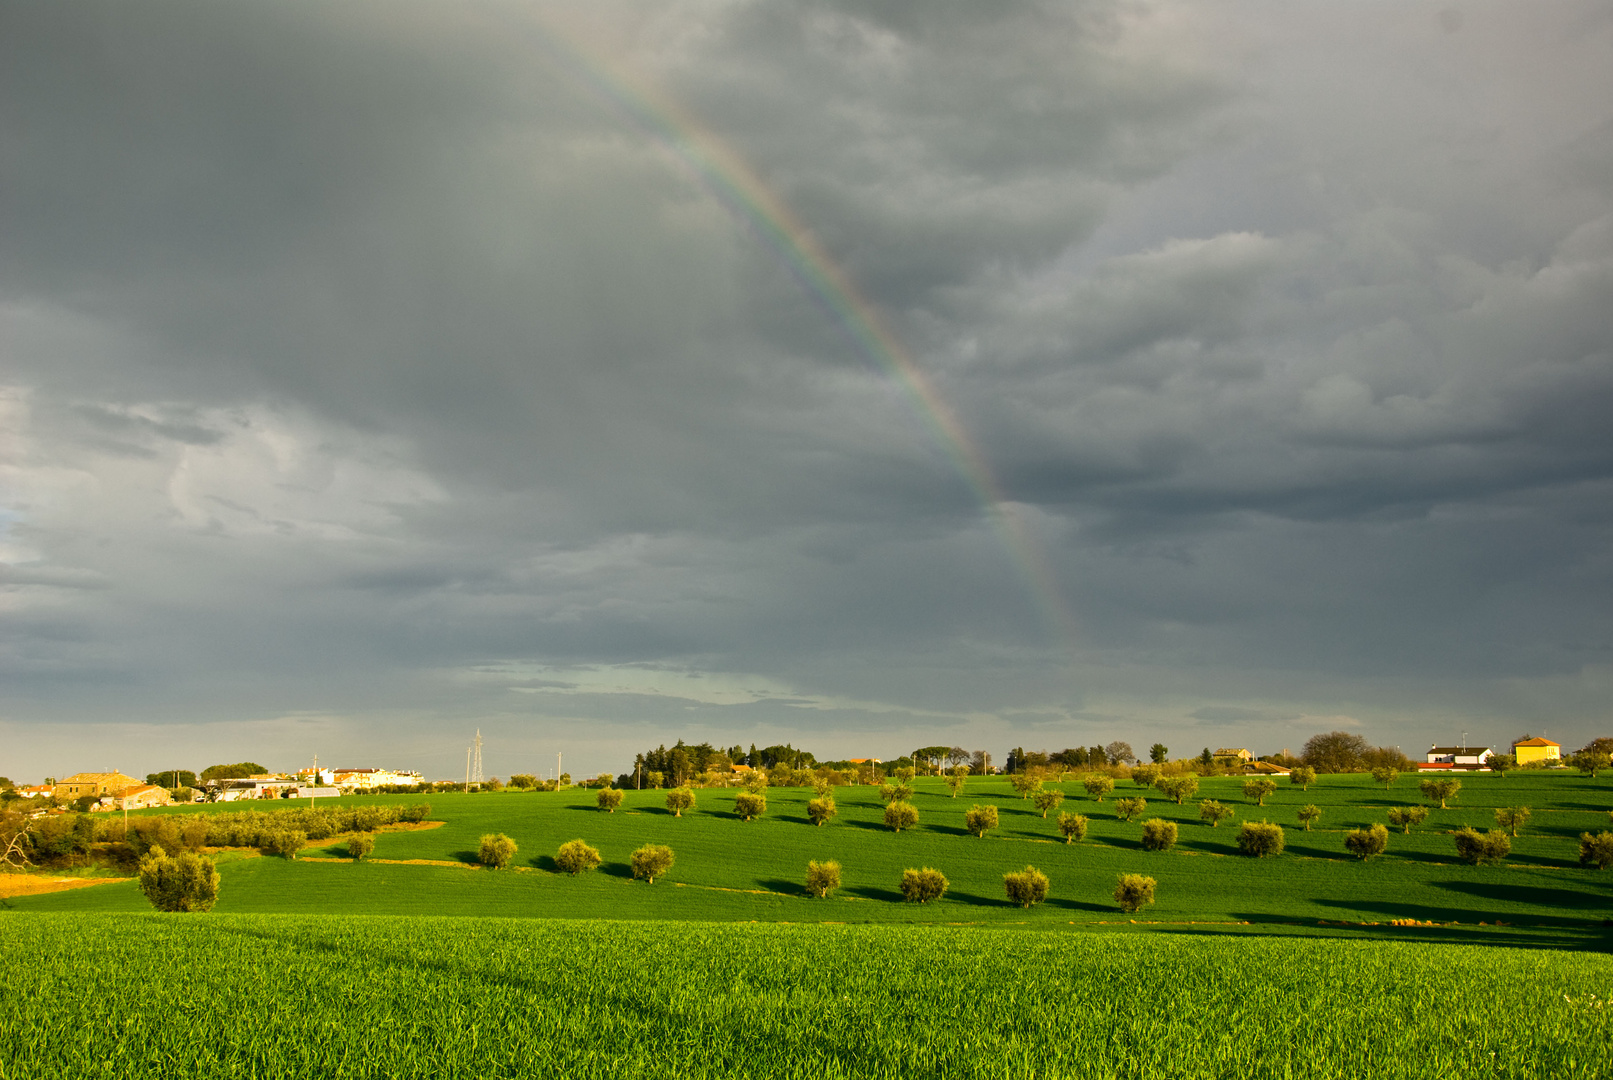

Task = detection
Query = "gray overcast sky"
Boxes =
[3,0,1611,782]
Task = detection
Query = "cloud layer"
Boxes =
[2,0,1610,779]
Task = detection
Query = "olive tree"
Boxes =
[1199,800,1234,828]
[945,769,968,798]
[1452,827,1510,866]
[1009,773,1042,800]
[1371,766,1400,789]
[1155,776,1198,805]
[1130,765,1162,789]
[1296,805,1322,831]
[884,801,919,833]
[1140,818,1178,852]
[733,792,767,821]
[597,788,623,813]
[630,844,675,883]
[1056,811,1088,844]
[1032,789,1065,818]
[1289,767,1317,792]
[1387,806,1430,833]
[807,796,837,827]
[1113,797,1147,823]
[665,788,696,817]
[899,867,948,904]
[1237,821,1285,857]
[1113,873,1156,914]
[260,830,306,860]
[1243,778,1278,807]
[1082,775,1114,803]
[1494,806,1531,837]
[479,833,518,869]
[1579,832,1613,869]
[346,833,374,860]
[964,804,999,838]
[806,860,842,897]
[137,846,220,912]
[554,839,601,875]
[1573,750,1611,779]
[1003,865,1050,908]
[1418,778,1461,809]
[1344,823,1389,859]
[1488,754,1515,778]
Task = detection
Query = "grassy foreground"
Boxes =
[3,914,1612,1080]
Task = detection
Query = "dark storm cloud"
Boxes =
[1,0,1611,780]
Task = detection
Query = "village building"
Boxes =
[329,768,424,791]
[1512,737,1561,765]
[1422,745,1494,770]
[16,785,54,799]
[1214,748,1254,764]
[52,771,142,801]
[92,784,173,812]
[1241,761,1291,776]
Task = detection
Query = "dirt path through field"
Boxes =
[0,875,129,898]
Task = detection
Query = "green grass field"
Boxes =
[3,914,1611,1080]
[8,772,1612,949]
[5,772,1613,1078]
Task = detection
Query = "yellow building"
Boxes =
[1512,737,1560,765]
[53,771,142,801]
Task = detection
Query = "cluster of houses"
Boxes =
[18,766,426,809]
[1419,737,1561,771]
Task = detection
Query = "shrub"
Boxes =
[1579,831,1613,869]
[1387,806,1429,833]
[1452,827,1510,866]
[596,788,623,813]
[1140,818,1178,852]
[964,804,999,838]
[1113,797,1147,823]
[259,830,306,860]
[1056,811,1088,844]
[880,782,914,804]
[1296,805,1322,831]
[346,833,374,860]
[1032,789,1065,818]
[137,847,220,912]
[665,788,695,817]
[1237,821,1285,858]
[945,772,967,798]
[1494,806,1531,837]
[400,803,432,823]
[629,844,674,884]
[1003,865,1049,908]
[733,792,767,821]
[1128,765,1161,789]
[1199,800,1234,827]
[1289,767,1317,791]
[894,767,916,782]
[1155,776,1198,805]
[554,839,600,876]
[812,778,833,798]
[806,860,841,898]
[884,801,919,832]
[1243,778,1278,806]
[1082,775,1114,802]
[807,796,837,827]
[479,833,517,869]
[743,772,769,794]
[1113,874,1156,914]
[1371,767,1399,789]
[1345,823,1389,859]
[1418,778,1461,808]
[899,867,948,904]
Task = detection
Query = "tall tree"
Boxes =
[1300,732,1369,773]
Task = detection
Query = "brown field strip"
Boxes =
[0,875,129,899]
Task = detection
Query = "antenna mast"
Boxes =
[471,729,484,786]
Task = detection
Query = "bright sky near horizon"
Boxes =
[2,1,1611,782]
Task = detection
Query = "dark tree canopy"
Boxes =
[1300,732,1369,773]
[1104,741,1136,766]
[199,763,267,783]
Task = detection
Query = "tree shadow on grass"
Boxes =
[531,855,558,873]
[1210,909,1613,952]
[1429,879,1613,910]
[599,862,633,880]
[758,878,809,898]
[449,850,482,866]
[846,885,905,903]
[1047,895,1113,913]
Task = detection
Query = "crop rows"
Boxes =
[3,914,1611,1079]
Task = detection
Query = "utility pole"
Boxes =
[465,746,471,794]
[310,754,318,807]
[557,751,562,786]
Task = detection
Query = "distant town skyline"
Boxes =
[3,2,1611,782]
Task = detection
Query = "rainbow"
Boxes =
[524,15,1077,646]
